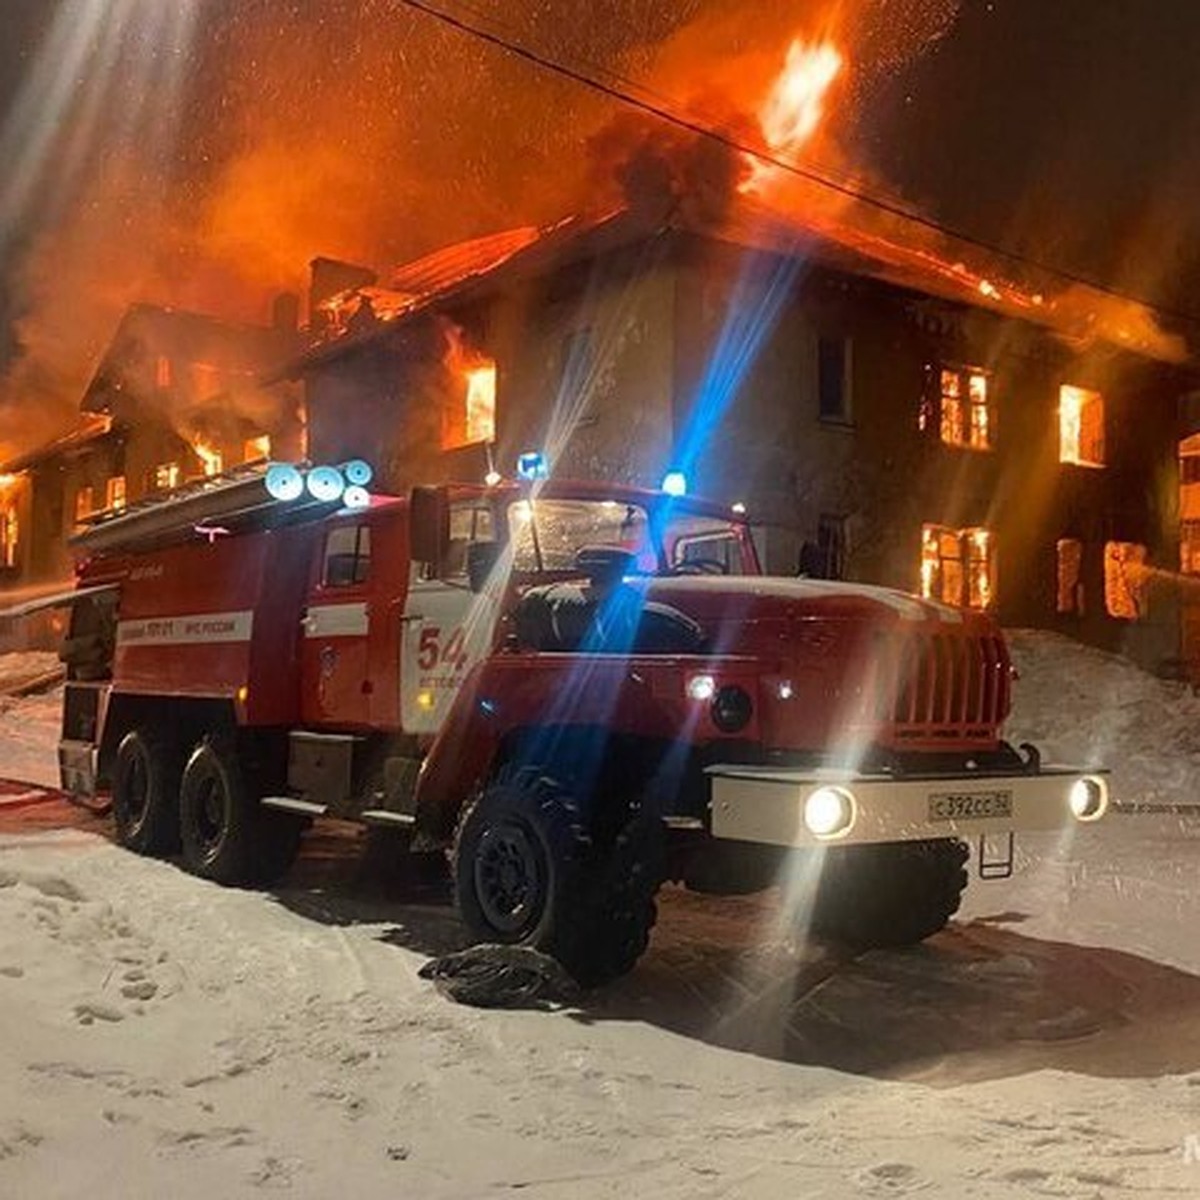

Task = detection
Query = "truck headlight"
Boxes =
[804,785,856,839]
[1068,775,1108,822]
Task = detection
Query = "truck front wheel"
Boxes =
[113,729,181,856]
[453,768,662,987]
[178,739,303,887]
[807,838,969,949]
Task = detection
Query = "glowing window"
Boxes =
[105,476,126,511]
[192,443,222,477]
[75,486,94,523]
[1056,538,1083,614]
[153,463,180,491]
[0,506,17,568]
[1182,521,1200,576]
[1104,541,1147,619]
[243,435,271,463]
[1060,385,1105,466]
[444,360,497,449]
[921,523,994,609]
[938,367,991,450]
[155,356,172,389]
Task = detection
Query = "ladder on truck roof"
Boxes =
[70,463,347,558]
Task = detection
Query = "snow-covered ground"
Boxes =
[0,633,1197,1197]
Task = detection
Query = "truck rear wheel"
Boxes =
[453,768,662,988]
[807,838,969,949]
[112,729,181,857]
[178,739,304,887]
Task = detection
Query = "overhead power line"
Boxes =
[395,0,1200,333]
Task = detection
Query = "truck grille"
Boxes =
[872,630,1010,738]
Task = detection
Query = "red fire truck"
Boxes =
[53,462,1107,985]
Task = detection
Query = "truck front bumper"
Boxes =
[707,764,1108,849]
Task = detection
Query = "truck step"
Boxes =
[261,796,328,817]
[360,809,416,827]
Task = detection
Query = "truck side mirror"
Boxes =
[466,540,501,593]
[409,486,447,570]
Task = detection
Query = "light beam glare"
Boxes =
[0,0,201,251]
[676,245,807,486]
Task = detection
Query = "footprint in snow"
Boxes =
[851,1161,927,1193]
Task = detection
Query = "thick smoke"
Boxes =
[0,0,965,461]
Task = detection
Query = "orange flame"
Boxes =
[192,440,223,477]
[745,39,842,192]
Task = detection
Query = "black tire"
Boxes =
[453,768,663,988]
[807,838,969,949]
[112,729,181,856]
[178,738,303,886]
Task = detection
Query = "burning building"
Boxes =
[276,186,1194,676]
[0,302,302,590]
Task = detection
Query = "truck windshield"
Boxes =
[505,500,753,575]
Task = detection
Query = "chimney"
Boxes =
[308,257,378,330]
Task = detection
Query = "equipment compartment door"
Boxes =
[301,521,373,726]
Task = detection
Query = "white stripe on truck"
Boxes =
[117,609,254,647]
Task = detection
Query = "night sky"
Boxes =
[1,0,1199,449]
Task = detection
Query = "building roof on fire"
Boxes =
[0,414,113,475]
[283,191,1191,376]
[81,303,299,416]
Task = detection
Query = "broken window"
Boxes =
[1104,541,1147,619]
[921,523,994,609]
[817,336,851,423]
[1056,538,1084,614]
[105,476,126,511]
[75,486,94,523]
[937,366,991,450]
[1060,385,1105,466]
[0,506,16,568]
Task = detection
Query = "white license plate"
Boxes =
[928,789,1013,822]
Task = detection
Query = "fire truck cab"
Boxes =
[55,462,1109,986]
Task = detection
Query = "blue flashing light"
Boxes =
[343,485,370,510]
[517,451,548,481]
[342,459,373,487]
[264,463,304,502]
[306,465,346,503]
[661,470,688,497]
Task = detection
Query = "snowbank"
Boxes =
[0,650,59,693]
[1006,629,1200,808]
[0,631,1197,1196]
[0,829,1196,1198]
